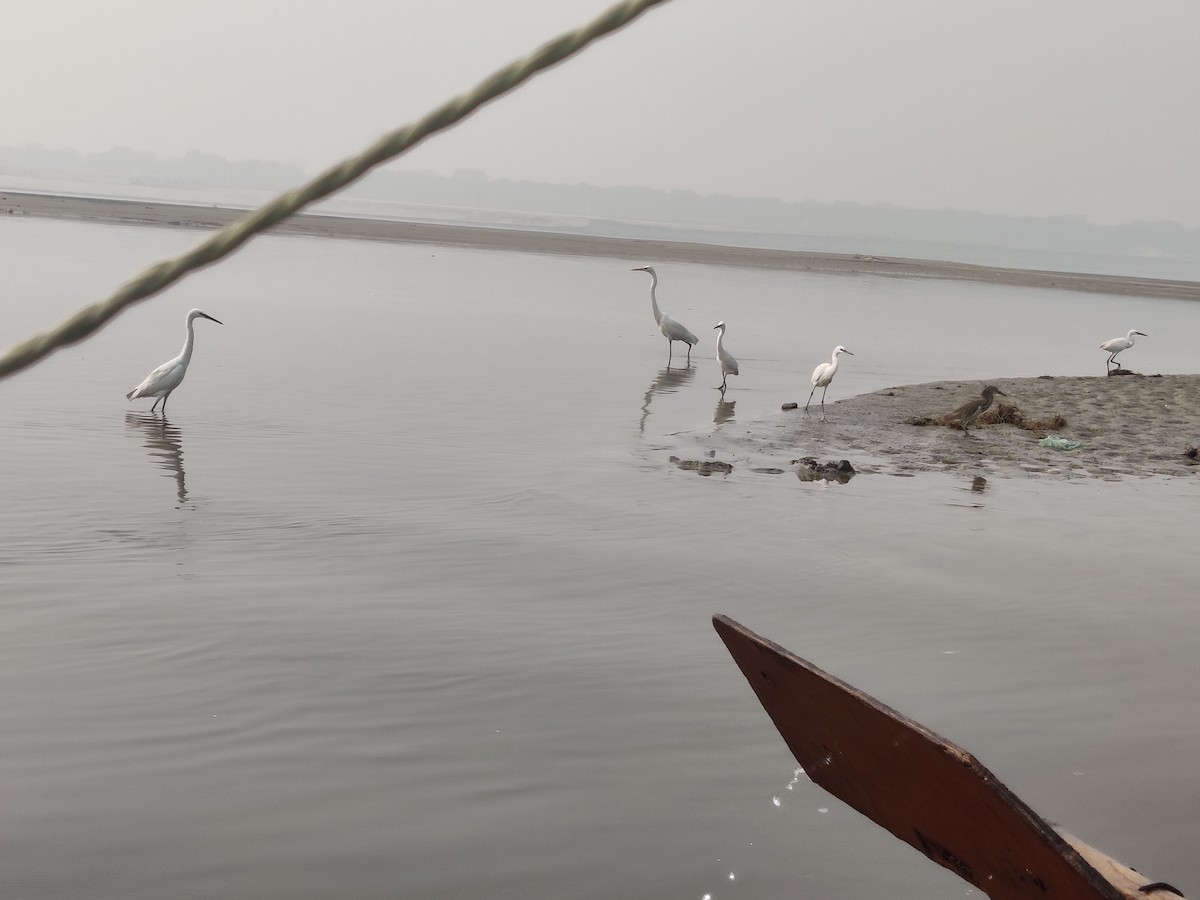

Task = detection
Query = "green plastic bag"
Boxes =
[1038,437,1084,451]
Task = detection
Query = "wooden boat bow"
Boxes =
[713,614,1185,900]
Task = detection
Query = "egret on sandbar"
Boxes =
[713,321,739,391]
[632,265,699,365]
[806,345,854,421]
[126,308,223,414]
[1100,329,1147,371]
[946,385,1006,437]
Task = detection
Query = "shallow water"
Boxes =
[2,215,1199,899]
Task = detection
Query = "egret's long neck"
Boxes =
[179,317,198,364]
[828,351,840,373]
[716,327,725,351]
[647,272,663,325]
[1126,330,1138,344]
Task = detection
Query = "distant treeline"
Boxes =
[0,144,307,191]
[3,143,1198,261]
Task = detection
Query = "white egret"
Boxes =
[126,308,223,414]
[713,321,739,391]
[805,345,854,420]
[946,385,1007,437]
[632,265,699,364]
[1100,329,1147,371]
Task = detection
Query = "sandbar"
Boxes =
[4,189,1200,300]
[714,374,1200,480]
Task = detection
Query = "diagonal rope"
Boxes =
[0,0,671,383]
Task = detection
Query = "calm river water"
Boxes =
[2,214,1198,899]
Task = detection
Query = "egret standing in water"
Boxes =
[806,345,854,421]
[1100,329,1147,372]
[126,308,223,414]
[713,321,739,391]
[632,265,699,365]
[945,384,1006,437]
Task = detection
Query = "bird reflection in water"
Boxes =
[947,474,989,510]
[713,396,736,425]
[126,411,189,505]
[639,364,696,433]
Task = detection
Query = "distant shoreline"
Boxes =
[5,188,1200,300]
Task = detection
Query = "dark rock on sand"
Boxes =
[792,457,856,483]
[669,456,733,477]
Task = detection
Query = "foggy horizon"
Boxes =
[8,139,1200,284]
[5,1,1200,229]
[7,140,1200,232]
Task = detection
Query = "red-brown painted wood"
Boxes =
[713,614,1181,899]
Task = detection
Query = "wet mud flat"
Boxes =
[707,374,1200,480]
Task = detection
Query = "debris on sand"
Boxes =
[977,403,1068,433]
[909,402,1066,435]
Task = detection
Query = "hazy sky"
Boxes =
[4,0,1199,226]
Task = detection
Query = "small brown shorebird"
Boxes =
[946,385,1007,437]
